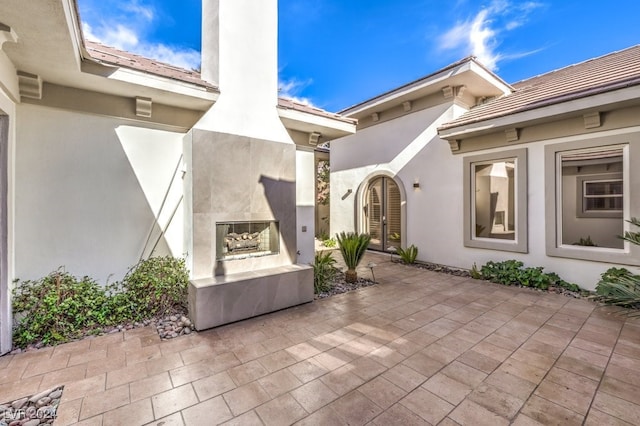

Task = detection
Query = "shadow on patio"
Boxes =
[1,251,639,425]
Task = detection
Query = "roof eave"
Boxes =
[438,84,640,140]
[339,57,513,118]
[278,106,357,141]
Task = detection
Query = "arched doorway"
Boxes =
[364,176,402,251]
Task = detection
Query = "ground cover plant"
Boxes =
[11,256,188,349]
[472,260,582,292]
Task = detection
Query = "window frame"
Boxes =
[463,148,528,253]
[544,134,640,265]
[576,174,623,218]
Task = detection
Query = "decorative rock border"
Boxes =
[0,386,62,426]
[315,271,377,300]
[154,314,194,339]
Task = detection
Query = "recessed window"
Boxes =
[559,146,624,249]
[463,148,528,252]
[545,134,640,265]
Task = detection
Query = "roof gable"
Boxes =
[439,45,640,132]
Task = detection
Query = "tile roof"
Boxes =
[439,45,640,131]
[84,41,354,124]
[85,40,217,89]
[277,98,356,124]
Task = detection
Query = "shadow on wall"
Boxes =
[14,107,184,284]
[332,103,451,172]
[258,175,297,264]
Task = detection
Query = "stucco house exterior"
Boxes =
[331,46,640,293]
[0,0,355,354]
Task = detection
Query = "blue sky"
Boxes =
[78,0,640,112]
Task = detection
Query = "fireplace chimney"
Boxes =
[187,0,313,331]
[198,0,292,144]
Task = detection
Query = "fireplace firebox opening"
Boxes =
[216,221,280,260]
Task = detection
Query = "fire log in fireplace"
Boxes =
[225,232,261,252]
[216,221,279,260]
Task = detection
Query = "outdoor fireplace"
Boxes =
[216,221,279,260]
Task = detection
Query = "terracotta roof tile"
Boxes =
[85,40,217,89]
[83,41,353,124]
[440,45,640,131]
[277,98,356,124]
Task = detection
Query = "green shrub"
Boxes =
[322,238,337,248]
[12,271,110,347]
[312,251,337,294]
[12,256,189,348]
[336,231,371,283]
[109,256,189,322]
[476,260,580,292]
[480,260,524,285]
[316,231,330,241]
[396,245,418,264]
[573,236,597,246]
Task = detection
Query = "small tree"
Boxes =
[336,231,371,283]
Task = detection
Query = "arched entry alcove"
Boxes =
[356,172,406,251]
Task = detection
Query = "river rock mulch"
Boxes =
[154,314,194,339]
[0,385,62,426]
[9,310,195,355]
[392,259,586,299]
[315,270,377,300]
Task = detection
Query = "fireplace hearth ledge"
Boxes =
[188,264,313,331]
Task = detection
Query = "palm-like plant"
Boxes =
[594,218,640,314]
[336,231,371,283]
[396,244,418,264]
[620,217,640,246]
[595,269,640,316]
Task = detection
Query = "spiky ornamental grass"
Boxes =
[396,244,418,264]
[594,268,640,315]
[621,217,640,246]
[593,218,640,315]
[336,231,371,283]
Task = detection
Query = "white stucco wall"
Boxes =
[198,0,291,144]
[331,104,640,290]
[14,104,186,284]
[296,149,315,265]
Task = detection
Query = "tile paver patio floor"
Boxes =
[2,251,640,425]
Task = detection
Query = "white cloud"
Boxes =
[79,0,200,71]
[140,44,201,71]
[278,77,317,106]
[122,1,154,21]
[101,25,140,49]
[438,0,543,70]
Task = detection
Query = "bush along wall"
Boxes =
[471,260,583,293]
[11,256,189,349]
